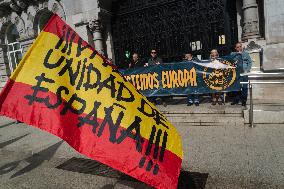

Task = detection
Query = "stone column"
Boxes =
[242,0,260,40]
[88,19,104,55]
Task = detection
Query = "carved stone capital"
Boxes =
[10,2,20,12]
[88,19,103,33]
[16,0,27,9]
[243,20,259,33]
[9,0,27,12]
[246,41,262,51]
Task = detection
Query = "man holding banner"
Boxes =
[231,42,252,106]
[145,49,163,67]
[129,53,144,68]
[145,49,167,106]
[210,49,224,105]
[184,52,200,106]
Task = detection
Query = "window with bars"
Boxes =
[7,42,23,74]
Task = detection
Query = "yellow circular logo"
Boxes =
[203,60,236,91]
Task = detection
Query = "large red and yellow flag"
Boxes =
[0,14,183,188]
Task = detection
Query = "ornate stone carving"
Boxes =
[11,12,26,39]
[26,12,35,37]
[10,2,20,12]
[243,20,259,34]
[0,16,10,27]
[38,1,48,10]
[16,0,27,9]
[88,19,103,33]
[51,2,59,12]
[88,18,104,53]
[246,41,262,51]
[9,1,27,12]
[48,0,66,19]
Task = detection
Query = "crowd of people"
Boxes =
[123,42,252,107]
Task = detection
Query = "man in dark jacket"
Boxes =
[144,49,167,106]
[144,49,163,67]
[129,53,144,68]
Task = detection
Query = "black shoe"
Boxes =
[211,101,216,106]
[231,101,239,105]
[187,102,193,106]
[155,98,162,105]
[195,102,199,106]
[242,101,246,106]
[162,101,167,107]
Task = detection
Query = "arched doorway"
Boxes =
[33,9,54,35]
[111,0,238,66]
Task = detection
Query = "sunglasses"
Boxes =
[151,52,157,54]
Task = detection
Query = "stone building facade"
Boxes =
[0,0,283,91]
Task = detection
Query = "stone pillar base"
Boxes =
[242,0,260,40]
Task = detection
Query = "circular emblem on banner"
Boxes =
[203,60,236,91]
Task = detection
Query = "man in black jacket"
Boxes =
[144,49,163,67]
[129,53,144,68]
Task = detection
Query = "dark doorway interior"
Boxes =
[111,0,238,66]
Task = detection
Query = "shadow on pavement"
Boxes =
[0,122,16,129]
[10,140,64,178]
[0,134,30,148]
[178,170,209,189]
[57,158,209,189]
[0,161,21,176]
[100,184,115,189]
[0,140,63,178]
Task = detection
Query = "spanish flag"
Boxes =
[0,14,183,189]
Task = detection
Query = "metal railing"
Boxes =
[240,72,284,127]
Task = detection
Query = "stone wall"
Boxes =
[262,0,284,70]
[0,0,87,92]
[265,0,284,44]
[0,0,63,91]
[0,49,7,89]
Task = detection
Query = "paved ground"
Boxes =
[0,114,283,189]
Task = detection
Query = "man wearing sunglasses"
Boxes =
[144,49,167,106]
[144,49,163,67]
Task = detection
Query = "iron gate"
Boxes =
[111,0,238,66]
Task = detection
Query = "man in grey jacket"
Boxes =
[231,42,252,106]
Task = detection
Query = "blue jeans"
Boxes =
[188,94,199,103]
[234,76,248,103]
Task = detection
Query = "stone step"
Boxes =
[157,104,244,115]
[243,100,284,124]
[166,116,244,125]
[172,121,244,127]
[248,82,284,101]
[164,113,242,118]
[156,101,245,126]
[244,107,284,124]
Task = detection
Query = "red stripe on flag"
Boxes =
[0,79,181,189]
